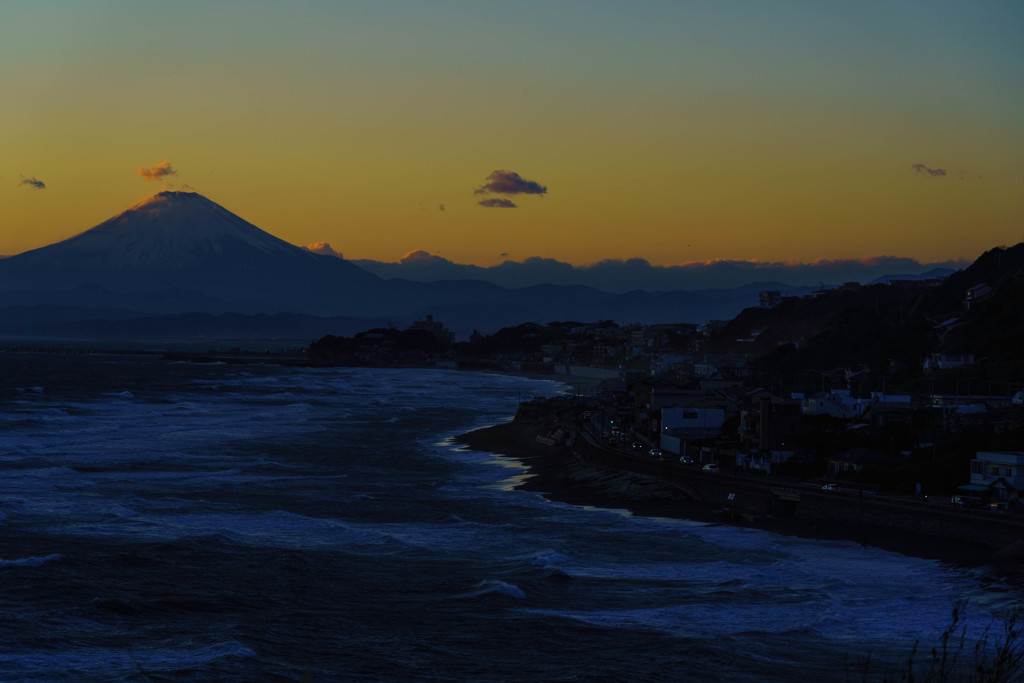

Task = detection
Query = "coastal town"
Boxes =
[310,244,1024,530]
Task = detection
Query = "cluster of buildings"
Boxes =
[619,375,1022,479]
[428,309,1020,506]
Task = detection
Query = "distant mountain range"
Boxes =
[348,253,959,293]
[0,191,964,343]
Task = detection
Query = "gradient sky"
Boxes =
[3,1,1022,267]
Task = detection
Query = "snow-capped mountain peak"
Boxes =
[47,191,310,269]
[0,190,377,312]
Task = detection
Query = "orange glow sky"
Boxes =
[3,1,1022,267]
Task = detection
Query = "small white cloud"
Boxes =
[304,242,344,258]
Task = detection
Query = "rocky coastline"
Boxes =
[453,401,1020,572]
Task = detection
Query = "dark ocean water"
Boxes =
[0,353,1020,681]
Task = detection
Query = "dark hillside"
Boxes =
[709,243,1024,381]
[711,281,934,372]
[890,243,1019,328]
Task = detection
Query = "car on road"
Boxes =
[632,441,644,452]
[821,483,841,491]
[648,448,662,459]
[702,463,719,472]
[679,455,694,464]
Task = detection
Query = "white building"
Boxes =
[967,451,1024,506]
[923,352,974,373]
[659,406,726,454]
[801,391,869,419]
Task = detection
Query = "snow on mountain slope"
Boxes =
[15,191,323,269]
[0,191,384,316]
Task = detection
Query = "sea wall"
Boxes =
[553,365,621,380]
[572,432,779,512]
[570,425,1024,550]
[794,492,1024,549]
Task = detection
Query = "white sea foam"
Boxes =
[456,580,527,600]
[0,641,256,676]
[528,549,570,565]
[524,592,987,644]
[515,516,993,645]
[44,508,385,549]
[0,553,60,568]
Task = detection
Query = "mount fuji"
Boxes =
[0,191,378,315]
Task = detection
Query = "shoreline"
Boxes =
[453,416,1005,570]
